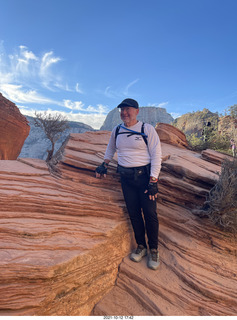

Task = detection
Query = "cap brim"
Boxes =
[117,103,138,108]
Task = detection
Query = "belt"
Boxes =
[117,163,150,180]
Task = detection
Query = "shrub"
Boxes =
[204,158,237,234]
[187,131,231,153]
[207,132,230,151]
[187,133,206,151]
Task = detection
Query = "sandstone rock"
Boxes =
[155,123,189,149]
[0,129,236,316]
[158,143,220,208]
[0,155,133,316]
[91,136,237,316]
[201,149,234,166]
[0,93,30,159]
[93,202,237,316]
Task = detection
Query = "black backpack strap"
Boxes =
[115,124,122,144]
[141,122,148,146]
[115,122,148,146]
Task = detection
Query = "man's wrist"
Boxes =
[103,161,109,167]
[149,176,158,183]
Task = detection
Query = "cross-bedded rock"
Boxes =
[0,93,30,160]
[0,123,236,316]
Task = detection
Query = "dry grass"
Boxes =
[204,158,237,233]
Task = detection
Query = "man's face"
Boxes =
[119,107,139,127]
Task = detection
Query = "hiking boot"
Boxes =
[148,249,160,270]
[130,245,147,262]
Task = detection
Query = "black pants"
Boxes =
[120,171,159,250]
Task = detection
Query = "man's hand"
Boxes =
[95,162,108,178]
[144,179,158,201]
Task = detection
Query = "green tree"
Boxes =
[227,104,237,119]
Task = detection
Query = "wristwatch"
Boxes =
[150,176,158,183]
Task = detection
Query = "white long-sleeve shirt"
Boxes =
[104,121,162,178]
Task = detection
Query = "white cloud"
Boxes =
[40,51,61,76]
[53,82,71,91]
[67,112,106,129]
[0,44,78,95]
[123,79,139,95]
[147,102,180,118]
[0,83,58,104]
[87,104,107,113]
[7,46,39,78]
[39,51,62,90]
[63,99,108,114]
[102,79,139,99]
[0,71,12,84]
[75,82,83,93]
[170,112,181,119]
[19,46,38,61]
[147,102,179,119]
[0,43,107,129]
[103,86,119,98]
[157,102,169,108]
[148,102,169,108]
[63,99,84,111]
[19,107,106,129]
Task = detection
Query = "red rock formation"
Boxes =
[0,128,236,316]
[155,123,189,149]
[92,140,237,317]
[0,93,30,159]
[201,148,233,166]
[0,156,132,316]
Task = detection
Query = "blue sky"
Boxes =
[0,0,237,129]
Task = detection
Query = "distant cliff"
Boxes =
[19,116,94,160]
[100,106,174,131]
[172,109,237,152]
[172,108,219,137]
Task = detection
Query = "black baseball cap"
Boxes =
[117,98,139,109]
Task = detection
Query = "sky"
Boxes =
[0,0,237,129]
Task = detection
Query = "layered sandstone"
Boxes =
[0,127,236,316]
[0,155,132,316]
[201,148,233,166]
[0,93,30,159]
[92,139,237,316]
[155,122,189,149]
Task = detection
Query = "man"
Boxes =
[95,98,162,270]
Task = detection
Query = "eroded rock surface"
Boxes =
[0,133,133,315]
[0,129,236,316]
[91,135,237,316]
[155,123,189,149]
[0,93,30,159]
[201,148,233,166]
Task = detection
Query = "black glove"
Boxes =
[95,162,108,175]
[147,182,158,196]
